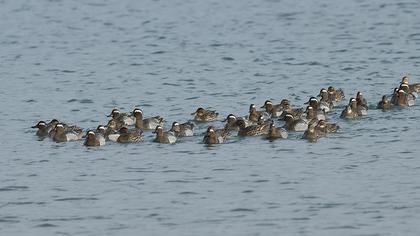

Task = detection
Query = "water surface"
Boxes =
[1,0,420,235]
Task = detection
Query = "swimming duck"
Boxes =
[356,91,368,109]
[248,104,265,123]
[95,125,109,137]
[223,114,239,131]
[260,100,283,117]
[315,120,339,136]
[377,95,391,110]
[340,98,358,119]
[305,97,320,110]
[236,119,269,136]
[283,113,308,132]
[278,99,304,119]
[399,83,411,93]
[52,123,84,142]
[32,121,49,137]
[398,83,417,100]
[390,87,399,105]
[84,130,106,146]
[266,122,288,140]
[132,108,164,130]
[153,125,177,144]
[95,125,121,142]
[191,108,218,122]
[394,89,415,107]
[302,123,318,143]
[116,127,143,143]
[327,86,345,101]
[401,75,420,93]
[223,115,253,134]
[107,108,135,126]
[318,88,334,112]
[307,104,327,121]
[170,121,194,137]
[256,114,271,126]
[203,126,226,144]
[48,120,83,138]
[47,119,60,131]
[304,106,318,123]
[106,109,127,131]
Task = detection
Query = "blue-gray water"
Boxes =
[1,0,420,235]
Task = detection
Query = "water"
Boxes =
[1,0,420,235]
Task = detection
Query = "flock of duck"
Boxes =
[32,76,419,146]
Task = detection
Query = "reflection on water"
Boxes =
[1,0,420,235]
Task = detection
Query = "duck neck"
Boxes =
[208,133,217,144]
[266,104,273,113]
[135,114,144,128]
[269,126,277,136]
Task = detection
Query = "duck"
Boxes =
[48,120,84,139]
[327,86,345,101]
[318,88,334,112]
[247,104,265,123]
[377,95,391,110]
[306,104,327,121]
[340,98,358,119]
[260,100,283,117]
[169,121,194,137]
[191,108,218,122]
[107,108,135,127]
[236,119,269,136]
[305,97,320,110]
[203,126,227,144]
[356,91,368,111]
[46,119,83,137]
[95,125,110,138]
[47,119,60,131]
[390,87,399,105]
[52,123,84,142]
[315,120,339,136]
[401,75,420,93]
[132,108,164,130]
[394,89,415,107]
[116,127,143,143]
[304,97,327,119]
[398,83,417,100]
[283,113,308,132]
[266,122,288,140]
[302,124,318,142]
[31,121,49,137]
[106,109,126,131]
[96,124,123,142]
[106,118,123,132]
[278,99,304,119]
[223,114,239,131]
[153,125,177,144]
[304,106,318,123]
[399,83,411,93]
[84,130,106,146]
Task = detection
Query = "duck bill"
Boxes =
[190,112,196,115]
[31,125,37,128]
